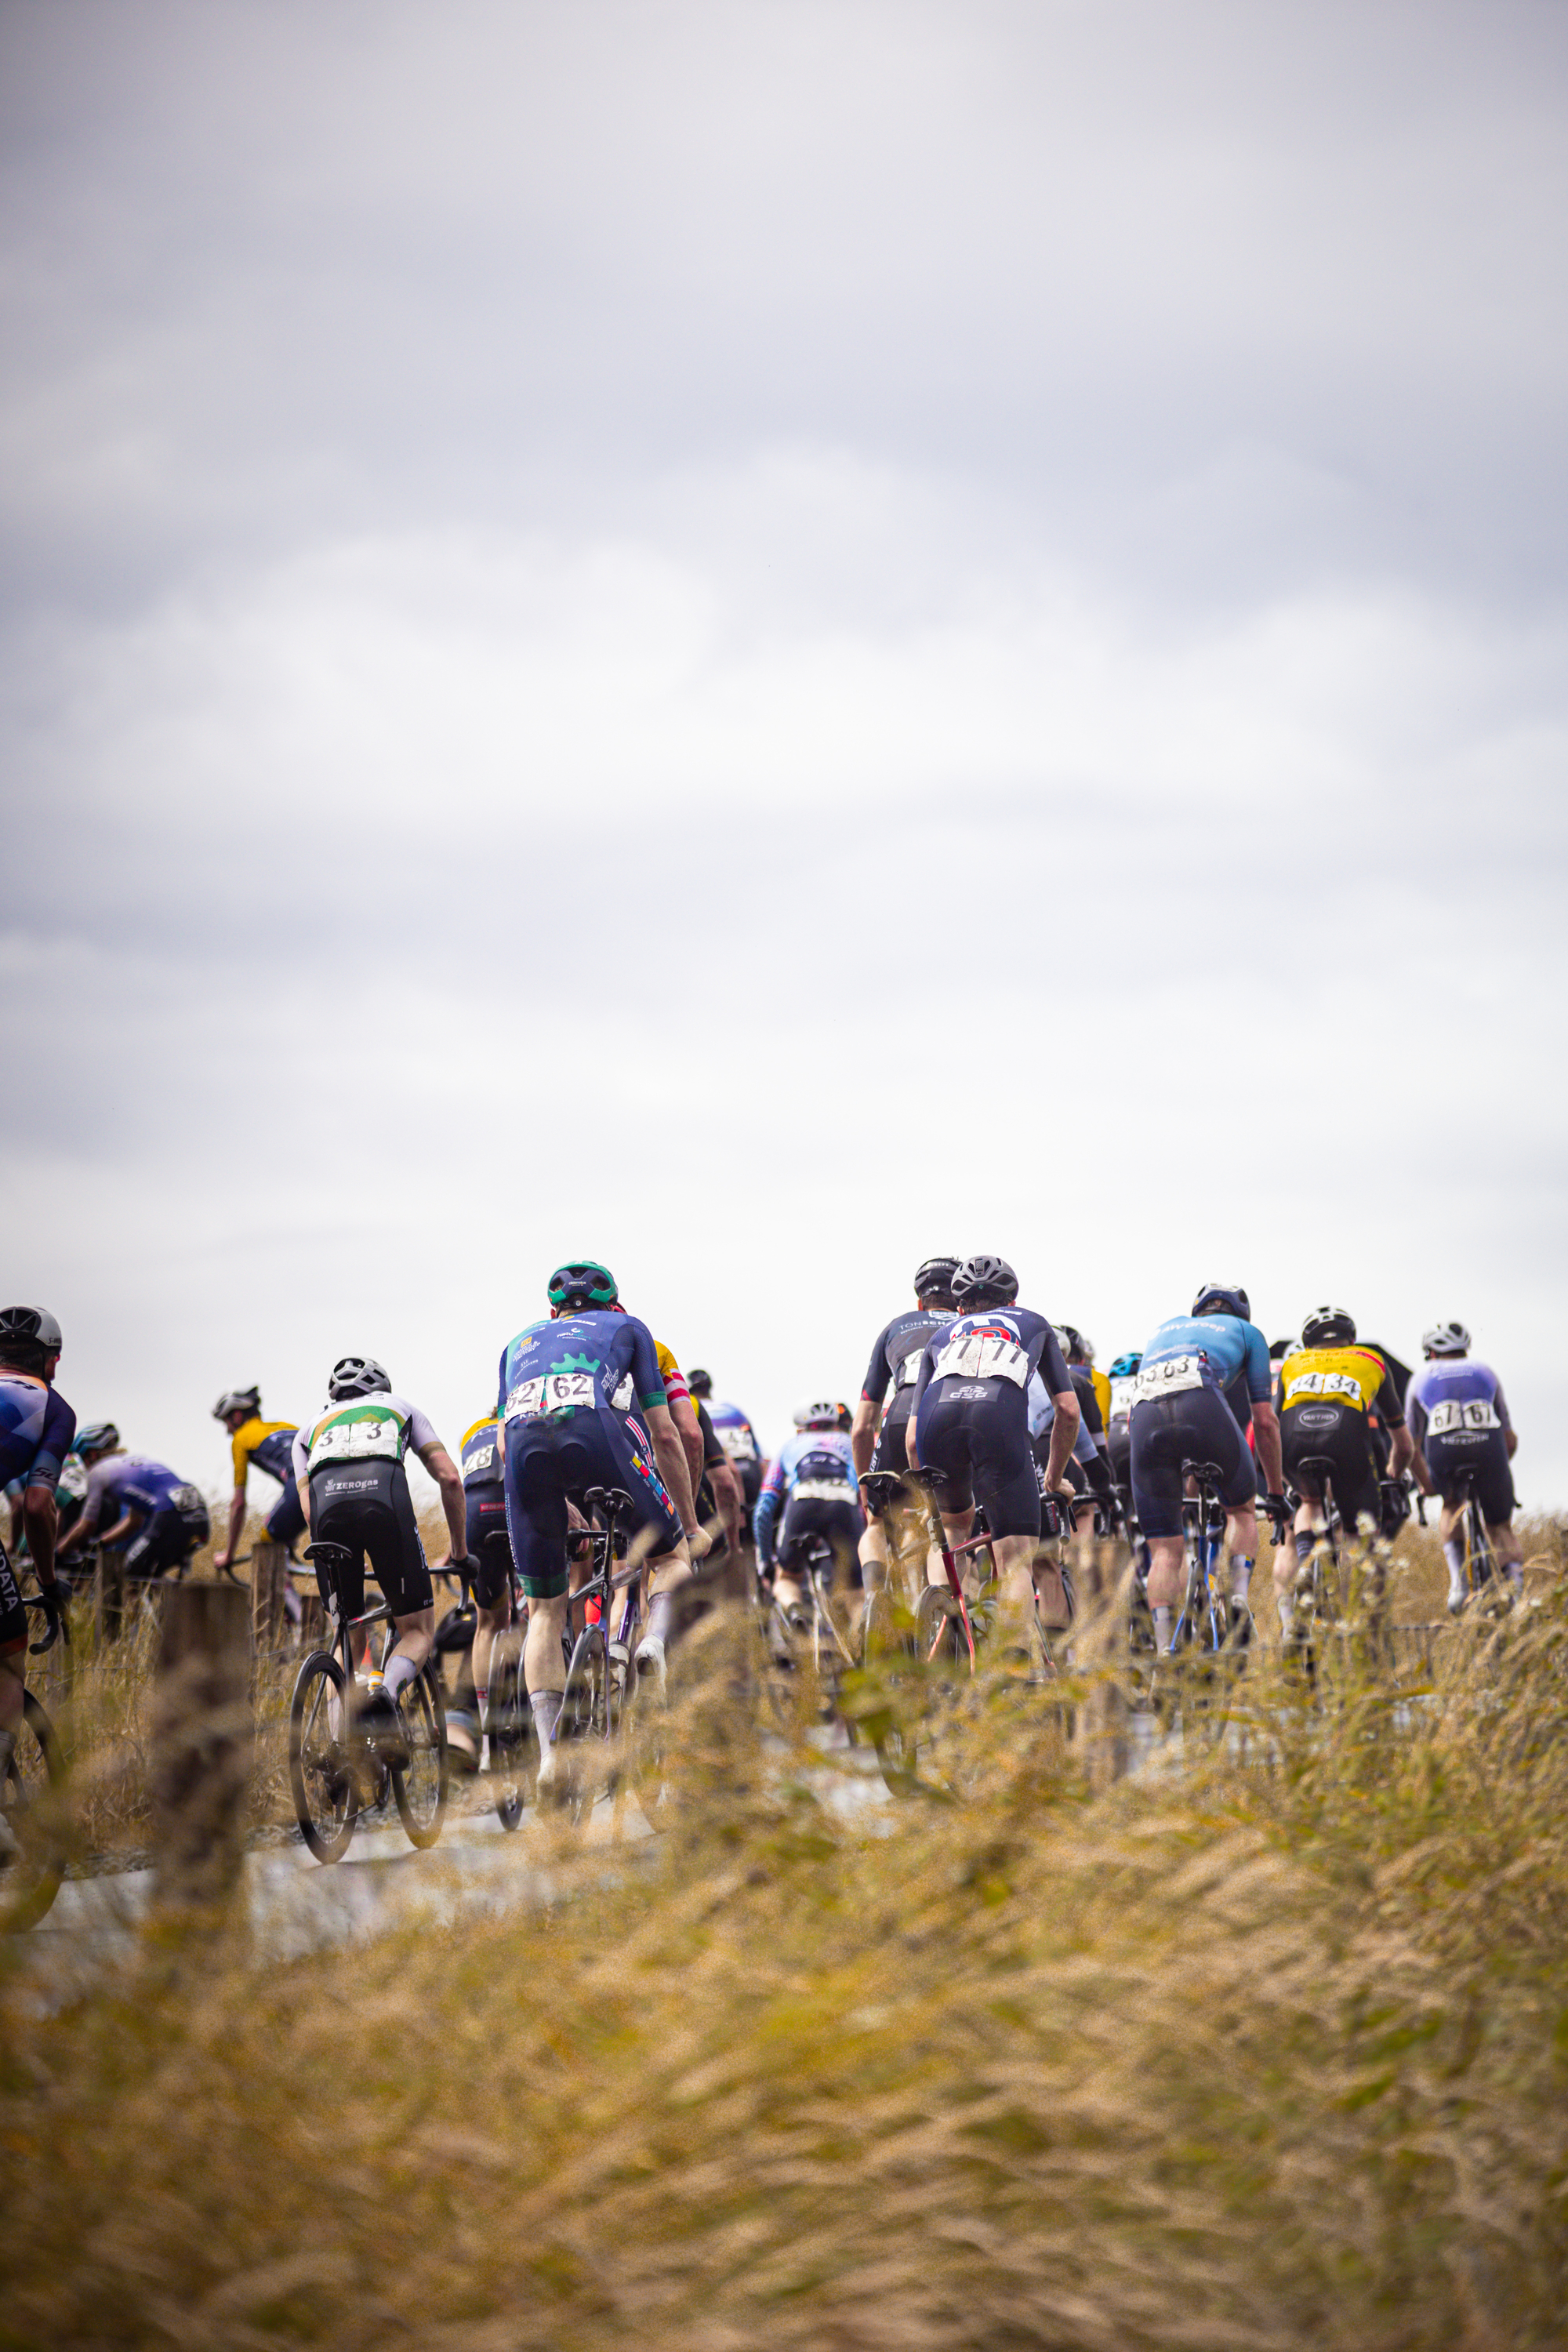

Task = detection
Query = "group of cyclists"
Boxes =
[0,1254,1528,1815]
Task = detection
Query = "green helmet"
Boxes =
[546,1260,619,1312]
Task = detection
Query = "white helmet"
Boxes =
[328,1354,393,1400]
[793,1398,850,1432]
[1421,1320,1470,1359]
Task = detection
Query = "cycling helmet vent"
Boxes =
[327,1355,392,1401]
[74,1421,120,1456]
[913,1254,962,1305]
[950,1254,1019,1310]
[1058,1323,1093,1363]
[1301,1305,1356,1348]
[547,1260,619,1311]
[793,1399,850,1431]
[1421,1319,1470,1358]
[1108,1352,1142,1378]
[0,1305,62,1368]
[213,1385,261,1422]
[1192,1282,1250,1322]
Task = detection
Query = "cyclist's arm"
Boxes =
[669,1392,706,1504]
[707,1454,743,1554]
[216,1483,248,1573]
[96,1506,140,1549]
[1387,1421,1414,1475]
[414,1441,469,1560]
[1043,1390,1080,1490]
[21,1485,59,1585]
[1494,1381,1519,1457]
[1250,1399,1283,1492]
[851,1395,880,1474]
[641,1400,701,1534]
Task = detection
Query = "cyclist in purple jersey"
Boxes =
[0,1309,73,1846]
[754,1403,862,1625]
[909,1256,1081,1634]
[64,1430,212,1579]
[1128,1283,1284,1649]
[498,1262,709,1787]
[1405,1321,1522,1609]
[851,1257,959,1593]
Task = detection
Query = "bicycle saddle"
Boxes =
[1179,1460,1227,1486]
[581,1485,637,1519]
[303,1541,354,1565]
[1294,1456,1339,1483]
[858,1472,908,1512]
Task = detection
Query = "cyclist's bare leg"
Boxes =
[0,1647,24,1738]
[1490,1520,1523,1570]
[858,1516,889,1593]
[382,1606,434,1704]
[1029,1549,1070,1632]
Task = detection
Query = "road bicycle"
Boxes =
[1283,1458,1406,1676]
[0,1590,68,1931]
[539,1486,653,1827]
[288,1542,449,1864]
[1446,1460,1515,1617]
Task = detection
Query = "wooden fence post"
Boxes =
[251,1539,288,1653]
[150,1581,251,1922]
[95,1548,125,1643]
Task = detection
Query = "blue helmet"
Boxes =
[1192,1283,1250,1322]
[1108,1351,1142,1378]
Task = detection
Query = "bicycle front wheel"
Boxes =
[392,1668,449,1849]
[0,1691,67,1931]
[289,1651,357,1864]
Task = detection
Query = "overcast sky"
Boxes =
[3,0,1564,1509]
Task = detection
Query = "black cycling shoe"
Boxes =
[357,1684,411,1769]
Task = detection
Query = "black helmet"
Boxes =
[1057,1323,1093,1363]
[913,1255,961,1306]
[327,1356,392,1401]
[951,1254,1019,1311]
[213,1385,261,1422]
[0,1305,63,1373]
[546,1261,619,1312]
[1301,1305,1356,1348]
[687,1367,713,1399]
[1192,1283,1250,1322]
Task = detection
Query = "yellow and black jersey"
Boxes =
[230,1414,299,1490]
[1278,1345,1403,1425]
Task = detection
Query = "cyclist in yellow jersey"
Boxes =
[212,1385,305,1569]
[1274,1306,1412,1636]
[653,1340,706,1515]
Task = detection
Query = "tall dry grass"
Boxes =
[1,1519,1564,2347]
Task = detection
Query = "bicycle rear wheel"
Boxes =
[0,1691,67,1931]
[488,1646,533,1831]
[393,1667,449,1849]
[289,1651,358,1864]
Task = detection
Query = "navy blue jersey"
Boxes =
[79,1454,194,1534]
[862,1307,956,1408]
[913,1307,1072,1410]
[497,1308,666,1432]
[0,1375,76,1494]
[459,1417,503,1488]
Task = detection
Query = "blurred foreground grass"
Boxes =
[2,1524,1565,2348]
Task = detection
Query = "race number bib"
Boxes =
[463,1442,495,1475]
[932,1330,1029,1388]
[897,1347,926,1388]
[1428,1397,1501,1438]
[1133,1354,1206,1405]
[506,1373,597,1421]
[793,1478,852,1502]
[171,1483,205,1516]
[307,1414,404,1470]
[1285,1370,1363,1406]
[718,1425,758,1465]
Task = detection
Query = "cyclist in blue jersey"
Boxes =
[64,1427,212,1578]
[0,1308,73,1854]
[1129,1283,1284,1648]
[688,1373,764,1513]
[754,1401,862,1627]
[909,1255,1081,1633]
[851,1257,960,1592]
[1405,1320,1523,1610]
[212,1386,305,1572]
[499,1262,709,1786]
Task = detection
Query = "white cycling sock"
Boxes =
[1152,1604,1174,1651]
[529,1688,563,1747]
[1229,1555,1253,1605]
[1278,1593,1295,1639]
[383,1651,419,1703]
[474,1682,490,1766]
[1443,1537,1465,1602]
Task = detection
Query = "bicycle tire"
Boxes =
[858,1586,920,1795]
[392,1667,448,1849]
[488,1646,532,1831]
[0,1690,67,1931]
[916,1582,971,1670]
[289,1650,358,1864]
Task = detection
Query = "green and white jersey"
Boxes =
[292,1392,441,1480]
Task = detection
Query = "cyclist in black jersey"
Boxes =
[909,1256,1080,1634]
[0,1308,72,1859]
[851,1256,960,1592]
